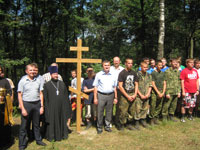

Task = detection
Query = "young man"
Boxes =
[82,67,97,129]
[18,64,46,150]
[180,59,199,122]
[93,60,117,134]
[134,62,152,129]
[147,59,156,74]
[43,66,72,141]
[162,59,181,121]
[117,58,138,130]
[149,60,166,125]
[194,59,200,116]
[161,58,169,72]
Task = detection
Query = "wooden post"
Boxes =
[56,39,102,132]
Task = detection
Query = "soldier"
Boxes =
[117,58,138,130]
[134,62,152,130]
[149,60,166,125]
[162,58,181,121]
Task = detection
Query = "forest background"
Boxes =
[0,0,200,94]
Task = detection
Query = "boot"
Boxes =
[162,116,168,122]
[154,118,160,125]
[150,118,154,126]
[140,119,148,128]
[169,115,178,122]
[126,124,136,131]
[135,120,140,130]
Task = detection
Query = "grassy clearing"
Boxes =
[7,117,200,150]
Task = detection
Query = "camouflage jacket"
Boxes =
[165,67,181,95]
[137,71,152,96]
[151,70,165,93]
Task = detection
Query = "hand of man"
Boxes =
[127,95,133,101]
[166,94,170,99]
[22,108,28,116]
[158,92,163,98]
[40,107,44,115]
[131,95,136,101]
[196,91,199,96]
[178,93,181,98]
[113,98,118,104]
[140,95,146,100]
[94,98,98,105]
[182,92,186,97]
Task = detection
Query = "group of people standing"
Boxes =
[75,57,199,134]
[0,56,199,149]
[17,63,72,150]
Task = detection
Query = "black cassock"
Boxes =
[44,79,72,141]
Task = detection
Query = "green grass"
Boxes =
[7,117,200,150]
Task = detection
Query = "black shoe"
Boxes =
[85,122,92,130]
[135,120,140,130]
[105,128,112,132]
[36,141,46,146]
[97,130,103,134]
[68,128,72,134]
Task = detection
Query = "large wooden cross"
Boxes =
[56,39,102,132]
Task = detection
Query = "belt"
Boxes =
[98,91,114,95]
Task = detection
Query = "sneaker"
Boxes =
[180,118,186,123]
[188,116,194,121]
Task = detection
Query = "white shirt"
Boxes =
[110,66,124,80]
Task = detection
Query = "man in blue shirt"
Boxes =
[82,67,96,130]
[18,64,46,150]
[93,60,117,134]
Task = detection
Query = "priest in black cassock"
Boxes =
[43,66,72,141]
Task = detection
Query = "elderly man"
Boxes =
[110,56,124,128]
[93,60,117,134]
[18,64,46,150]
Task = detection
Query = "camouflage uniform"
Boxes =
[134,71,152,120]
[118,69,138,126]
[162,67,181,117]
[149,71,165,119]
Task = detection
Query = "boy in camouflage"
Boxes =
[149,60,166,125]
[162,58,181,121]
[134,62,152,129]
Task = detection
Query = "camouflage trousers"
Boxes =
[162,95,178,116]
[119,93,135,125]
[149,92,164,119]
[134,97,149,120]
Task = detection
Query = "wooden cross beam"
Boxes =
[56,39,102,132]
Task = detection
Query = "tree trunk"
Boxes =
[157,0,165,60]
[189,36,194,58]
